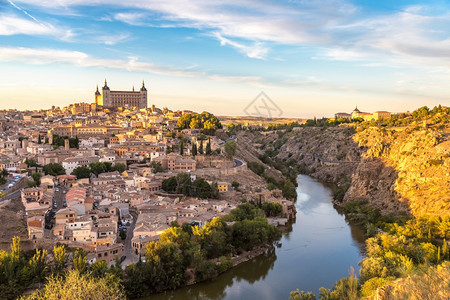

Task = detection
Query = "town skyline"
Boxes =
[1,0,450,117]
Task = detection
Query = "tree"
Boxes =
[32,172,42,186]
[211,181,219,199]
[205,137,211,155]
[119,230,127,240]
[71,166,91,179]
[289,290,316,300]
[224,141,236,159]
[43,163,66,176]
[150,161,164,173]
[144,241,186,292]
[112,163,126,173]
[282,179,297,200]
[162,177,177,192]
[191,143,197,156]
[25,158,39,168]
[53,245,67,274]
[247,161,265,176]
[232,181,240,189]
[72,250,87,274]
[89,162,112,176]
[26,249,48,286]
[179,140,184,155]
[198,140,204,154]
[23,270,126,300]
[37,134,42,144]
[263,202,283,217]
[192,178,212,198]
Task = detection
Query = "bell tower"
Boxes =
[139,80,148,109]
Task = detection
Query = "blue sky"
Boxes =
[0,0,449,117]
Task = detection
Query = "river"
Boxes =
[147,175,366,299]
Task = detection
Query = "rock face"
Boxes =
[238,115,449,218]
[350,126,450,217]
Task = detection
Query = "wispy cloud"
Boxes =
[96,32,131,45]
[213,32,268,59]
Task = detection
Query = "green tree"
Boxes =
[205,137,211,155]
[26,248,48,287]
[289,289,316,300]
[119,230,127,240]
[282,179,297,200]
[71,166,91,179]
[144,241,186,292]
[179,140,184,155]
[224,141,236,159]
[43,163,66,176]
[32,172,42,185]
[150,161,164,173]
[232,181,240,189]
[89,162,112,176]
[162,177,177,192]
[112,163,126,173]
[191,143,197,156]
[198,140,204,154]
[247,161,265,176]
[263,202,283,217]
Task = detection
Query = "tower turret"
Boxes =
[140,80,147,91]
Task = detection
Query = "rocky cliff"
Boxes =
[236,107,449,218]
[348,123,449,217]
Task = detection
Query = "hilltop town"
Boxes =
[0,82,294,266]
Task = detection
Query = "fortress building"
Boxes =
[95,80,147,109]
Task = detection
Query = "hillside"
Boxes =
[234,106,450,218]
[349,119,450,217]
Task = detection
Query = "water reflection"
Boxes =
[145,175,366,300]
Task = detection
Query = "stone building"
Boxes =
[95,80,147,109]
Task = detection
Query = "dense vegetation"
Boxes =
[71,162,126,179]
[0,238,123,299]
[1,202,280,299]
[125,202,280,298]
[177,111,222,134]
[161,172,220,199]
[0,169,8,185]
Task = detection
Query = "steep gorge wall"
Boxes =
[239,120,449,218]
[348,126,450,217]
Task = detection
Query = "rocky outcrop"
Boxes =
[237,113,449,218]
[350,125,450,217]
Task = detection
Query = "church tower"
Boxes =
[102,79,111,107]
[95,85,103,106]
[139,80,148,109]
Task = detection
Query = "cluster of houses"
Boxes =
[0,104,294,266]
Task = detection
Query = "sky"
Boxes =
[0,0,449,118]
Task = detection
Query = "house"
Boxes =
[131,234,159,255]
[55,208,78,224]
[27,216,45,240]
[95,243,123,264]
[217,182,229,192]
[153,153,196,172]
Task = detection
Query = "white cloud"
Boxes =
[0,14,73,40]
[96,33,130,45]
[114,12,148,26]
[9,0,450,68]
[213,32,268,59]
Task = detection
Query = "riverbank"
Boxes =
[144,175,366,300]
